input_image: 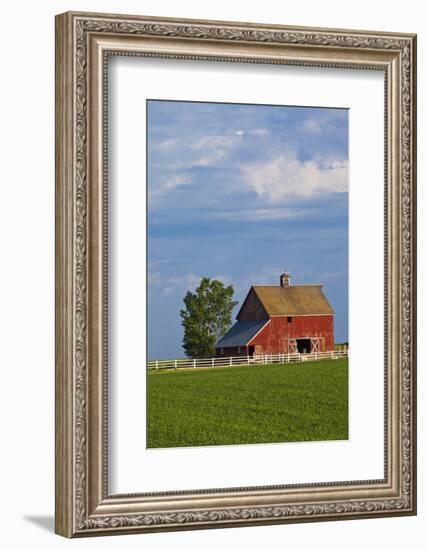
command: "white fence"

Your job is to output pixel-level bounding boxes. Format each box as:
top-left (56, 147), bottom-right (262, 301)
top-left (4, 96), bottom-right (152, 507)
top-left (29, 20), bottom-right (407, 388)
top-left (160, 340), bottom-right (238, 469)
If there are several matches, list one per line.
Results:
top-left (147, 349), bottom-right (348, 371)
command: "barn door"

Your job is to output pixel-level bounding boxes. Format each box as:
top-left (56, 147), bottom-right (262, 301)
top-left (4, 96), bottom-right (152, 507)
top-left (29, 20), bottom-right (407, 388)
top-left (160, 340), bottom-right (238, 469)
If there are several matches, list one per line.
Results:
top-left (287, 339), bottom-right (297, 353)
top-left (310, 338), bottom-right (320, 352)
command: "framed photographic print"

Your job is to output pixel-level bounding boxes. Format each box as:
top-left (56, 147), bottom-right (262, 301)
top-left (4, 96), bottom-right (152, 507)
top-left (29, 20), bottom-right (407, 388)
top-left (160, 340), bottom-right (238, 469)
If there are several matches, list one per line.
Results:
top-left (55, 11), bottom-right (417, 537)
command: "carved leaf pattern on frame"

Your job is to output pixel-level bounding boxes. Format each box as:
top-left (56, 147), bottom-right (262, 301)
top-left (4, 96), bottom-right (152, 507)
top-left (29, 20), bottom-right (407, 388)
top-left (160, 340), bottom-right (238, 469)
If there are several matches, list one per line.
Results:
top-left (71, 17), bottom-right (414, 531)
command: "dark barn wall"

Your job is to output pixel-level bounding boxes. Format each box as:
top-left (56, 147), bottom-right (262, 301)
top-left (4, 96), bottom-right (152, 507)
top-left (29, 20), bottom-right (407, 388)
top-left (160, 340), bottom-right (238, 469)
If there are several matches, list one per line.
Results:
top-left (237, 288), bottom-right (269, 321)
top-left (250, 315), bottom-right (334, 354)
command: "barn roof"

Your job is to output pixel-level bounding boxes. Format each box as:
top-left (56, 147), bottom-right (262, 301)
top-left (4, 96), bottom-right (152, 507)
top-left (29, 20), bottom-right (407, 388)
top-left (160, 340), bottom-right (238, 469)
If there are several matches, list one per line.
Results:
top-left (216, 320), bottom-right (269, 348)
top-left (252, 285), bottom-right (334, 316)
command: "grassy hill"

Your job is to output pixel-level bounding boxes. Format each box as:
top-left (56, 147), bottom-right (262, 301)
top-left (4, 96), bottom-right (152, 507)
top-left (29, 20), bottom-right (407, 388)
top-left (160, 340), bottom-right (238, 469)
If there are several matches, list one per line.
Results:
top-left (147, 358), bottom-right (348, 448)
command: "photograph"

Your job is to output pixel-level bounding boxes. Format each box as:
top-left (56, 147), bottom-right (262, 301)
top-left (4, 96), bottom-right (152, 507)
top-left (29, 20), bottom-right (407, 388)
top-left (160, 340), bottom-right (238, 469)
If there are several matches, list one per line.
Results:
top-left (146, 100), bottom-right (349, 449)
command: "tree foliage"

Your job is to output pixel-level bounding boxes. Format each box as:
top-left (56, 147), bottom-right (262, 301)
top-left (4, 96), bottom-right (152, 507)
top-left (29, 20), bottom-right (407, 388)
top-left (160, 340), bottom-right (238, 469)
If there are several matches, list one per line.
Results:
top-left (180, 277), bottom-right (238, 358)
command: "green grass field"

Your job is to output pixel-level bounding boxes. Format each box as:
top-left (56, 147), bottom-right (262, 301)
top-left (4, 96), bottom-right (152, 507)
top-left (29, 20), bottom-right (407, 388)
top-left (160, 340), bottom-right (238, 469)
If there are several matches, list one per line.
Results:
top-left (147, 358), bottom-right (348, 448)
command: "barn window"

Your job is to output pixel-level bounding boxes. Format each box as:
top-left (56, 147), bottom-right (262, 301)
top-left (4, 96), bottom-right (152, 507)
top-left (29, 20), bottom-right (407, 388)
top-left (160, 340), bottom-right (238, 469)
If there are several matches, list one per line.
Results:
top-left (220, 348), bottom-right (224, 355)
top-left (287, 316), bottom-right (293, 323)
top-left (237, 346), bottom-right (241, 354)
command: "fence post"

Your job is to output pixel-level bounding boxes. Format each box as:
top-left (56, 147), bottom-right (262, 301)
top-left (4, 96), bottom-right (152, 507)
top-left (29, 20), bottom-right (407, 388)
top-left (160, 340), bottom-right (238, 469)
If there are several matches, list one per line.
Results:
top-left (247, 355), bottom-right (249, 365)
top-left (174, 359), bottom-right (177, 370)
top-left (156, 360), bottom-right (158, 370)
top-left (193, 358), bottom-right (196, 368)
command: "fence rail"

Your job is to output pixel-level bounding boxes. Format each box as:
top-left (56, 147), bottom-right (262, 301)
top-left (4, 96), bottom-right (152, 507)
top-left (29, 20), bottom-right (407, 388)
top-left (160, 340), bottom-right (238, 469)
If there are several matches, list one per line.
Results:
top-left (147, 349), bottom-right (348, 371)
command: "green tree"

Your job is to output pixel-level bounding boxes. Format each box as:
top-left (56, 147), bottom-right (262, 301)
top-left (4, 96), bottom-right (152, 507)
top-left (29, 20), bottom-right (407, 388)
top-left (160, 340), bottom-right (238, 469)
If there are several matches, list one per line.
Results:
top-left (180, 277), bottom-right (238, 358)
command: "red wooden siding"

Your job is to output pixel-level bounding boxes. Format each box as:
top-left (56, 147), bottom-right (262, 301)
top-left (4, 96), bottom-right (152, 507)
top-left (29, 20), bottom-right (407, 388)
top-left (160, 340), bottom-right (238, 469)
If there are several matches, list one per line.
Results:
top-left (249, 315), bottom-right (334, 354)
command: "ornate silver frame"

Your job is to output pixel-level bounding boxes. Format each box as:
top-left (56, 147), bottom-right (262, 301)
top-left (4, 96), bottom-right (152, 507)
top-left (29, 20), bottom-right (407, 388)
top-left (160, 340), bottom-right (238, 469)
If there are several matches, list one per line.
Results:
top-left (55, 11), bottom-right (417, 537)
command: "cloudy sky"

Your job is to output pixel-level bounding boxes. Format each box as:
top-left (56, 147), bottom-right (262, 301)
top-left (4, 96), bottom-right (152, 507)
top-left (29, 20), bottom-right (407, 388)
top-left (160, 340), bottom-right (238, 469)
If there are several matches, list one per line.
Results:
top-left (147, 100), bottom-right (348, 359)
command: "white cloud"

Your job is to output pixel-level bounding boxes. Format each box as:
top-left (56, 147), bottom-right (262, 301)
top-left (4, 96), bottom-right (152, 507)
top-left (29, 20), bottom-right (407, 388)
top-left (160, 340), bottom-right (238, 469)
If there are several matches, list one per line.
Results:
top-left (153, 134), bottom-right (242, 168)
top-left (191, 134), bottom-right (241, 166)
top-left (241, 152), bottom-right (347, 202)
top-left (302, 118), bottom-right (324, 134)
top-left (154, 273), bottom-right (202, 295)
top-left (189, 131), bottom-right (269, 166)
top-left (192, 135), bottom-right (239, 150)
top-left (163, 174), bottom-right (192, 191)
top-left (151, 174), bottom-right (192, 196)
top-left (166, 273), bottom-right (201, 288)
top-left (195, 151), bottom-right (227, 166)
top-left (250, 128), bottom-right (270, 137)
top-left (235, 128), bottom-right (269, 137)
top-left (301, 111), bottom-right (346, 135)
top-left (152, 138), bottom-right (178, 151)
top-left (149, 272), bottom-right (236, 295)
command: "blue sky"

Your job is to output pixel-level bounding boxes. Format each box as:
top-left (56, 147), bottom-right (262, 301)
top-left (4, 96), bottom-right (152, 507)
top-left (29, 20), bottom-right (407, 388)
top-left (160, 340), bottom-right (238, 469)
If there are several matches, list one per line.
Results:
top-left (147, 100), bottom-right (348, 359)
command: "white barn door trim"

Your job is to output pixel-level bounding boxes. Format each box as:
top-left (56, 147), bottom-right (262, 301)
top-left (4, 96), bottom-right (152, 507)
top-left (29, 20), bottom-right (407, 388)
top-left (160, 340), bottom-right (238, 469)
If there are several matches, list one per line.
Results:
top-left (310, 338), bottom-right (320, 352)
top-left (287, 339), bottom-right (297, 353)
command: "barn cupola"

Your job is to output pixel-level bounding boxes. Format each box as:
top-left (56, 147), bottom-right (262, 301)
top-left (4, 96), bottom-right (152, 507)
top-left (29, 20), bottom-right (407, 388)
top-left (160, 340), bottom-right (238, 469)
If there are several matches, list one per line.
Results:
top-left (280, 272), bottom-right (291, 287)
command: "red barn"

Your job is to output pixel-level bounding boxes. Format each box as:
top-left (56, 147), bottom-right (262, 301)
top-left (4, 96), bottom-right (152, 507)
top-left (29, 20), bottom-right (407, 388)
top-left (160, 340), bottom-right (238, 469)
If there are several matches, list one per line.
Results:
top-left (215, 273), bottom-right (334, 357)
